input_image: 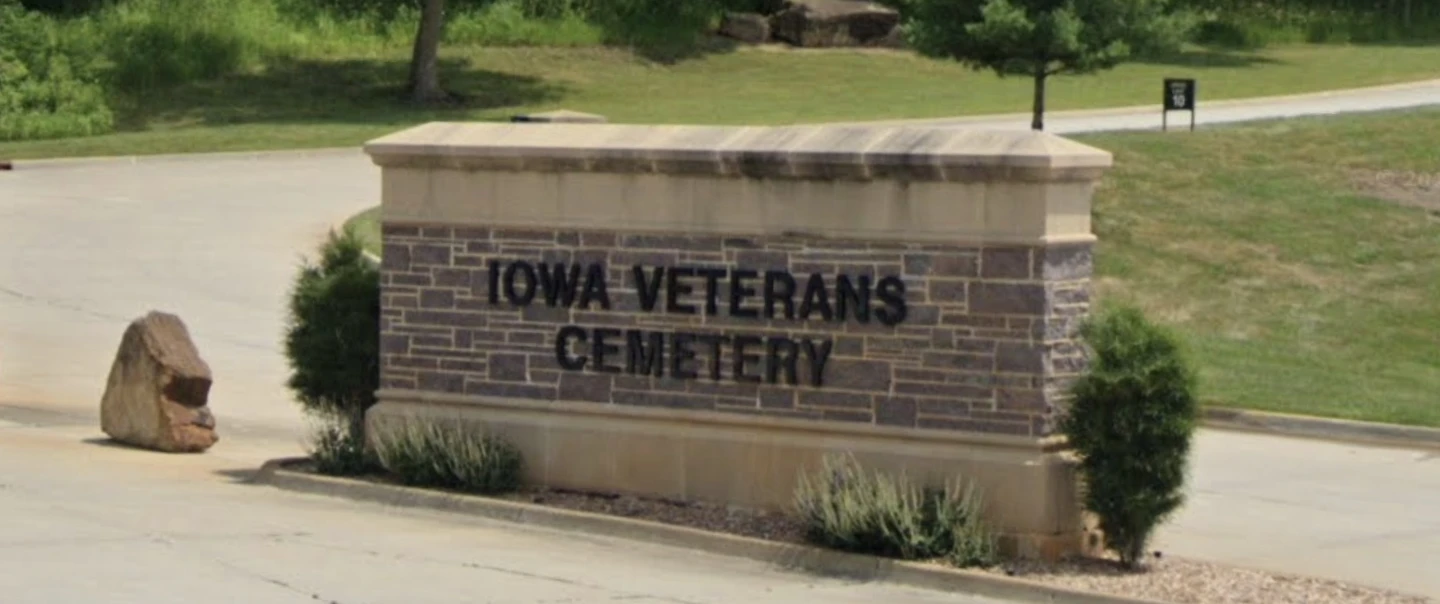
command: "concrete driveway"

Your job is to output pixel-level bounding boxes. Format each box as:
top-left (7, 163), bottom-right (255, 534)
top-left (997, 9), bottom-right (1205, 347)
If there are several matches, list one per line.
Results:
top-left (0, 415), bottom-right (1003, 604)
top-left (0, 149), bottom-right (374, 441)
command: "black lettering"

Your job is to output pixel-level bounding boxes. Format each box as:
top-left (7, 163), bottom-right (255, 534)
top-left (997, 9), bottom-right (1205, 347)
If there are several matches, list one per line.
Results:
top-left (798, 273), bottom-right (834, 322)
top-left (580, 263), bottom-right (612, 310)
top-left (625, 330), bottom-right (664, 377)
top-left (488, 260), bottom-right (501, 305)
top-left (733, 335), bottom-right (762, 384)
top-left (836, 275), bottom-right (872, 323)
top-left (633, 266), bottom-right (665, 312)
top-left (671, 333), bottom-right (698, 379)
top-left (696, 267), bottom-right (727, 316)
top-left (763, 271), bottom-right (797, 320)
top-left (801, 339), bottom-right (834, 387)
top-left (765, 338), bottom-right (800, 386)
top-left (537, 263), bottom-right (582, 307)
top-left (503, 261), bottom-right (538, 306)
top-left (729, 269), bottom-right (759, 319)
top-left (555, 326), bottom-right (587, 370)
top-left (696, 334), bottom-right (729, 381)
top-left (666, 267), bottom-right (697, 314)
top-left (592, 328), bottom-right (622, 374)
top-left (876, 276), bottom-right (908, 326)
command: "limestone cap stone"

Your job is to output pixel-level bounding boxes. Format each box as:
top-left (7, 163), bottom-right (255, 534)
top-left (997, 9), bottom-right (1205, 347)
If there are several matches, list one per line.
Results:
top-left (364, 122), bottom-right (1113, 182)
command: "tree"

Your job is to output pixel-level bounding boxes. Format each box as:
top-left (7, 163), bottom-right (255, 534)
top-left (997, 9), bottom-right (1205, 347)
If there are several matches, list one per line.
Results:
top-left (1059, 305), bottom-right (1199, 569)
top-left (408, 0), bottom-right (448, 103)
top-left (905, 0), bottom-right (1193, 130)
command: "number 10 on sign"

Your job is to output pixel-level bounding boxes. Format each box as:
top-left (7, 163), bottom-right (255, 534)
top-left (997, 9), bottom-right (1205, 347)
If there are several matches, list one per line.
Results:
top-left (1163, 78), bottom-right (1197, 132)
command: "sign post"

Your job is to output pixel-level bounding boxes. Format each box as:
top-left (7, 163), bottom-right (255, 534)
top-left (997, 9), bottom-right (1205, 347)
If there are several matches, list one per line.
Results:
top-left (1162, 78), bottom-right (1197, 132)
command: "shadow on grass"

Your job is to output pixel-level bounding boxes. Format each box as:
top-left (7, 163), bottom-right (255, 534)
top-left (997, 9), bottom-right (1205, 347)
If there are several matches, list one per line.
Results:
top-left (1136, 49), bottom-right (1283, 68)
top-left (113, 56), bottom-right (568, 132)
top-left (625, 34), bottom-right (742, 65)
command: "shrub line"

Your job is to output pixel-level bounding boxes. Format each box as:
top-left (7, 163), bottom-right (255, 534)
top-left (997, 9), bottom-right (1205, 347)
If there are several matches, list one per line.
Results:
top-left (1202, 407), bottom-right (1440, 451)
top-left (252, 457), bottom-right (1171, 604)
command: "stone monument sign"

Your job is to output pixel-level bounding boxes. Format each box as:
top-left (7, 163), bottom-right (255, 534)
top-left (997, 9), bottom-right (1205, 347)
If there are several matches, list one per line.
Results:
top-left (363, 122), bottom-right (1111, 557)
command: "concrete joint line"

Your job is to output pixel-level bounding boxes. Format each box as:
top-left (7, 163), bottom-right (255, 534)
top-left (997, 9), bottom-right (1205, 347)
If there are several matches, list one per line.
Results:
top-left (1202, 408), bottom-right (1440, 452)
top-left (252, 458), bottom-right (1165, 604)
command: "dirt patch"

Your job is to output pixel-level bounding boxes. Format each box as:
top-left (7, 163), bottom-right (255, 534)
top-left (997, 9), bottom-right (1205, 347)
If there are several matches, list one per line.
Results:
top-left (1350, 169), bottom-right (1440, 213)
top-left (500, 486), bottom-right (809, 544)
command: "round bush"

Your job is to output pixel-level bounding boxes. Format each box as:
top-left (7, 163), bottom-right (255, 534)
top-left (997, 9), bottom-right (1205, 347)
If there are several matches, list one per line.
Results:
top-left (283, 226), bottom-right (381, 424)
top-left (1060, 304), bottom-right (1199, 569)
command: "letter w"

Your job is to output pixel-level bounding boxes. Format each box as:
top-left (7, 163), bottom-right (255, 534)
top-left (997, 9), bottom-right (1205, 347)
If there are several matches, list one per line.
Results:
top-left (538, 264), bottom-right (582, 307)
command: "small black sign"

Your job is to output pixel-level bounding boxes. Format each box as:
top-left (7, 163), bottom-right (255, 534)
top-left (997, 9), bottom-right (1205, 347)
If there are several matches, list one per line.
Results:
top-left (1164, 78), bottom-right (1196, 111)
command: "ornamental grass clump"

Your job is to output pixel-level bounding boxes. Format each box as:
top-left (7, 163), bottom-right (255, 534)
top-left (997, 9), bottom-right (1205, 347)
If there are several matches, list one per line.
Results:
top-left (373, 419), bottom-right (524, 495)
top-left (793, 453), bottom-right (997, 567)
top-left (1061, 304), bottom-right (1200, 569)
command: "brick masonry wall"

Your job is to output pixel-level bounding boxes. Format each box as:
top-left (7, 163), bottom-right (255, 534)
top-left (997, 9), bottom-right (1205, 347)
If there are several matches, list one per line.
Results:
top-left (380, 224), bottom-right (1092, 437)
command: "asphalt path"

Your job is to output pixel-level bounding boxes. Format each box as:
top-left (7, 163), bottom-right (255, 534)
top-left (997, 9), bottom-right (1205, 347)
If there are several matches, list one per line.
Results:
top-left (2, 83), bottom-right (1439, 601)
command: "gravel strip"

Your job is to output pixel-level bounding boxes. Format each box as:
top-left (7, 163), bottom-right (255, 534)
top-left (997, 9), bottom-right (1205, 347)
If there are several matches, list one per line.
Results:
top-left (993, 555), bottom-right (1433, 604)
top-left (503, 486), bottom-right (1433, 604)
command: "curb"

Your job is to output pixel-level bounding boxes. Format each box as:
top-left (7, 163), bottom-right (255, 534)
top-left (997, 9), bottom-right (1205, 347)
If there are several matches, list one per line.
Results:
top-left (252, 457), bottom-right (1165, 604)
top-left (1202, 408), bottom-right (1440, 451)
top-left (5, 146), bottom-right (363, 169)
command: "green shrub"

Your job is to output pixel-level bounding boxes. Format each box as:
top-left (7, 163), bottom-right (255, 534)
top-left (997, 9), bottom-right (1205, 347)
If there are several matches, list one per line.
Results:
top-left (1191, 18), bottom-right (1285, 49)
top-left (793, 453), bottom-right (997, 567)
top-left (374, 420), bottom-right (524, 494)
top-left (78, 0), bottom-right (294, 92)
top-left (445, 0), bottom-right (602, 46)
top-left (588, 0), bottom-right (727, 60)
top-left (282, 225), bottom-right (381, 468)
top-left (1060, 304), bottom-right (1199, 569)
top-left (0, 0), bottom-right (114, 141)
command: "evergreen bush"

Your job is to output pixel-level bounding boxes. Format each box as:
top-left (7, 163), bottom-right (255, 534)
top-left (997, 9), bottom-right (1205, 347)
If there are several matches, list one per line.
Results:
top-left (283, 226), bottom-right (381, 474)
top-left (793, 453), bottom-right (997, 567)
top-left (1060, 304), bottom-right (1199, 569)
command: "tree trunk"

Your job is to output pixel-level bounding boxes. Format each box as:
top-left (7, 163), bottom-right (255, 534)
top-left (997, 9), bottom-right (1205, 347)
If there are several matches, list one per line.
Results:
top-left (407, 0), bottom-right (447, 103)
top-left (1030, 67), bottom-right (1048, 131)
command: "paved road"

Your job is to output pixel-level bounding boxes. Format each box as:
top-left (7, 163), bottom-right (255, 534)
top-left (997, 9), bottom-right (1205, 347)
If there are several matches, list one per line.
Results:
top-left (3, 83), bottom-right (1440, 601)
top-left (0, 415), bottom-right (1000, 604)
top-left (840, 78), bottom-right (1440, 133)
top-left (0, 150), bottom-right (374, 442)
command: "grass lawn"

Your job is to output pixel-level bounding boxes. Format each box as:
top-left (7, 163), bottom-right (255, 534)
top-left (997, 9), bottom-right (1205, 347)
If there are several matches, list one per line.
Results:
top-left (5, 43), bottom-right (1440, 159)
top-left (1078, 109), bottom-right (1440, 427)
top-left (346, 108), bottom-right (1440, 427)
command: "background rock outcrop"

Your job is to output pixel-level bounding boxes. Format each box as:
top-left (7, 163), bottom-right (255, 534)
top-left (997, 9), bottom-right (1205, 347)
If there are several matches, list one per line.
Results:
top-left (718, 0), bottom-right (904, 48)
top-left (100, 311), bottom-right (218, 453)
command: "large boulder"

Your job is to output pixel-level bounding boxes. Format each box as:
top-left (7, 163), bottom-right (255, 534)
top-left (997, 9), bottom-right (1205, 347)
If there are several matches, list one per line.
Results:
top-left (719, 12), bottom-right (772, 44)
top-left (770, 0), bottom-right (901, 48)
top-left (100, 311), bottom-right (218, 453)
